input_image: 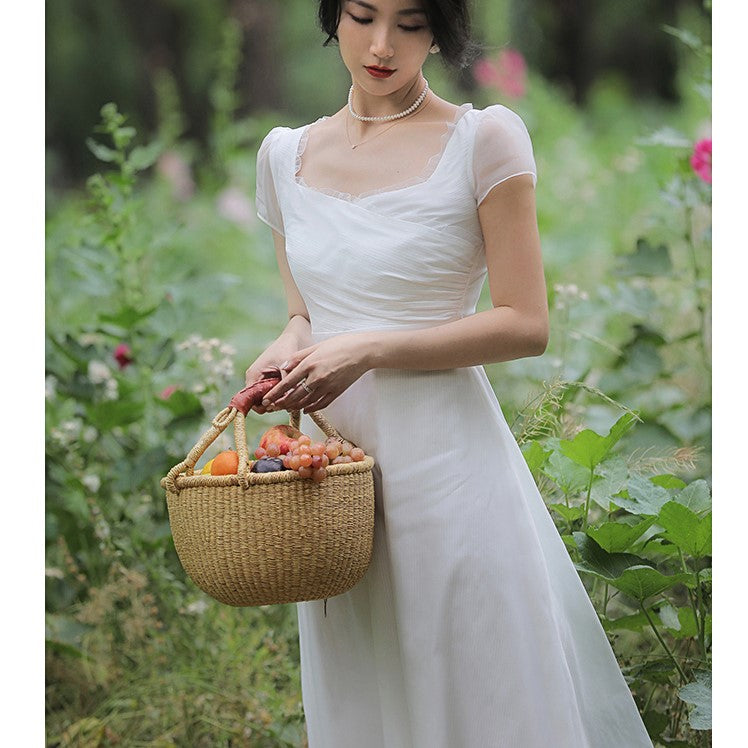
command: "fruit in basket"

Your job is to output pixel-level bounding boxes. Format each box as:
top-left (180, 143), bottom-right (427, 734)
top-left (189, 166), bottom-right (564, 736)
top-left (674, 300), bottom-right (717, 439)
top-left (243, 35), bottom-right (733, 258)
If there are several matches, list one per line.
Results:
top-left (201, 458), bottom-right (215, 475)
top-left (251, 457), bottom-right (285, 473)
top-left (211, 450), bottom-right (239, 475)
top-left (259, 424), bottom-right (304, 455)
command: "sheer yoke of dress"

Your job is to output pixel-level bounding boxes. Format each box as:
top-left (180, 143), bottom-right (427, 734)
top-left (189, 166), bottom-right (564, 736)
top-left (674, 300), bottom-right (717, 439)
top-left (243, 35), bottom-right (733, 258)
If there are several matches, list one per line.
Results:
top-left (255, 104), bottom-right (653, 748)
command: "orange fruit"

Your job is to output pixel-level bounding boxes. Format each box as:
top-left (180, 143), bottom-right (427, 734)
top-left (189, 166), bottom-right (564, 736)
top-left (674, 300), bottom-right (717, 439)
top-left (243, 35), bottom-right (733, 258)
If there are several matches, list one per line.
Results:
top-left (211, 450), bottom-right (239, 475)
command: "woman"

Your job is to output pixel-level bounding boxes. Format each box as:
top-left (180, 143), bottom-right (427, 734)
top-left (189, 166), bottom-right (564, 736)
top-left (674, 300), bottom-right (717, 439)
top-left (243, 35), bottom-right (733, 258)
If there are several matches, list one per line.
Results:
top-left (247, 1), bottom-right (653, 745)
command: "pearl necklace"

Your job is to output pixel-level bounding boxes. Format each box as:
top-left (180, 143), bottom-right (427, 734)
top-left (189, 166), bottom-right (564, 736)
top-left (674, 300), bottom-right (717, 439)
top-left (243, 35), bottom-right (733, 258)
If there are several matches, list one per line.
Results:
top-left (348, 79), bottom-right (429, 122)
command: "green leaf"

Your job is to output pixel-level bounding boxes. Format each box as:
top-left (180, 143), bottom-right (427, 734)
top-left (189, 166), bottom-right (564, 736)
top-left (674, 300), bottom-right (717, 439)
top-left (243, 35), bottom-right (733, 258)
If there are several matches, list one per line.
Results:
top-left (522, 440), bottom-right (551, 472)
top-left (616, 238), bottom-right (672, 277)
top-left (642, 710), bottom-right (669, 739)
top-left (611, 475), bottom-right (671, 516)
top-left (128, 141), bottom-right (163, 171)
top-left (590, 456), bottom-right (629, 511)
top-left (606, 566), bottom-right (692, 602)
top-left (675, 479), bottom-right (711, 514)
top-left (625, 658), bottom-right (677, 685)
top-left (156, 389), bottom-right (203, 419)
top-left (678, 670), bottom-right (712, 730)
top-left (651, 474), bottom-right (687, 491)
top-left (657, 501), bottom-right (711, 558)
top-left (87, 399), bottom-right (145, 431)
top-left (549, 503), bottom-right (585, 523)
top-left (99, 304), bottom-right (159, 329)
top-left (658, 603), bottom-right (699, 639)
top-left (560, 412), bottom-right (638, 471)
top-left (585, 517), bottom-right (656, 553)
top-left (573, 534), bottom-right (689, 601)
top-left (542, 450), bottom-right (590, 495)
top-left (602, 611), bottom-right (654, 633)
top-left (573, 532), bottom-right (652, 579)
top-left (85, 137), bottom-right (119, 162)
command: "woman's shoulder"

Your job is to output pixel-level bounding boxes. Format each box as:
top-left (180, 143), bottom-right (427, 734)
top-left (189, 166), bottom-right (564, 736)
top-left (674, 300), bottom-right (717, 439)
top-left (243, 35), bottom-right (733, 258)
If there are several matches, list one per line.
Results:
top-left (462, 103), bottom-right (531, 136)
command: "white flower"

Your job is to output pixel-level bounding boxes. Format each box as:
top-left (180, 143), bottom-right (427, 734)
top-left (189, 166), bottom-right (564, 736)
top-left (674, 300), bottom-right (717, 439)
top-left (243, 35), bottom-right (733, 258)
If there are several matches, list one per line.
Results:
top-left (104, 379), bottom-right (119, 401)
top-left (82, 426), bottom-right (98, 443)
top-left (81, 474), bottom-right (101, 493)
top-left (45, 375), bottom-right (58, 401)
top-left (186, 599), bottom-right (209, 615)
top-left (88, 360), bottom-right (111, 385)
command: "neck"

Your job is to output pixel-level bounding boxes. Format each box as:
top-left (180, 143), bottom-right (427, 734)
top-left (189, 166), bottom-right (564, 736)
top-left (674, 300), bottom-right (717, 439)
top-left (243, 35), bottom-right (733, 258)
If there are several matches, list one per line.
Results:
top-left (350, 75), bottom-right (426, 121)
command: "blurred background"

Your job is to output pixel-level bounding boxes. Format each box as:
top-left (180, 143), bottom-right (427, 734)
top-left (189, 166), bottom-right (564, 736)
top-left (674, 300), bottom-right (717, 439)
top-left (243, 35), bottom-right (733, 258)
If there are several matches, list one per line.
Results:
top-left (46, 2), bottom-right (712, 746)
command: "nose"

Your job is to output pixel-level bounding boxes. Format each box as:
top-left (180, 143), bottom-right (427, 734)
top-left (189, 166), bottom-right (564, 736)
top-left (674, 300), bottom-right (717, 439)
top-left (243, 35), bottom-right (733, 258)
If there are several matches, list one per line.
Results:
top-left (369, 23), bottom-right (394, 60)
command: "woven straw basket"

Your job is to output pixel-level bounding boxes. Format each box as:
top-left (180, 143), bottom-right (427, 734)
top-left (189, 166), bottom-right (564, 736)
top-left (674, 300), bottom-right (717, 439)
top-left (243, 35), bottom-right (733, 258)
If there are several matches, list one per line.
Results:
top-left (161, 395), bottom-right (375, 608)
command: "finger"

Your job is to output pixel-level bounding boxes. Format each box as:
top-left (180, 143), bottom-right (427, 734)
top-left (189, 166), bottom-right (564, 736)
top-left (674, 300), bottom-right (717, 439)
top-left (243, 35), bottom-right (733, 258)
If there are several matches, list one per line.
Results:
top-left (262, 369), bottom-right (309, 405)
top-left (273, 382), bottom-right (318, 412)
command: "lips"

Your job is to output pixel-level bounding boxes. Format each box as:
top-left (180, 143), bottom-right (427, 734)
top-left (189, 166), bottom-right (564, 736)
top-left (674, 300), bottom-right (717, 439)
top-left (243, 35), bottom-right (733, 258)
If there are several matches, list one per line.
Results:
top-left (365, 66), bottom-right (395, 79)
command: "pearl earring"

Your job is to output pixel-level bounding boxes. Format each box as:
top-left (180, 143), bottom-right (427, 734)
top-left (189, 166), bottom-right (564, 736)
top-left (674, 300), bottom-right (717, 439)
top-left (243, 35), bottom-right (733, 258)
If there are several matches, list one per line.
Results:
top-left (430, 43), bottom-right (440, 54)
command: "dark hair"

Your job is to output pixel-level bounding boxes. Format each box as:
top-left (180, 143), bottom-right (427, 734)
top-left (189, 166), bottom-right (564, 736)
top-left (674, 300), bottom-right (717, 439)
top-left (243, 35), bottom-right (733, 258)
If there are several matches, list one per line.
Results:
top-left (318, 0), bottom-right (479, 69)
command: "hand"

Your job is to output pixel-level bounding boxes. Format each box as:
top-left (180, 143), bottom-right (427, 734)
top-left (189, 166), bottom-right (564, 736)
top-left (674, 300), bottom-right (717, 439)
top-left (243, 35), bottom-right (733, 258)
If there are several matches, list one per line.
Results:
top-left (245, 346), bottom-right (302, 414)
top-left (260, 333), bottom-right (372, 413)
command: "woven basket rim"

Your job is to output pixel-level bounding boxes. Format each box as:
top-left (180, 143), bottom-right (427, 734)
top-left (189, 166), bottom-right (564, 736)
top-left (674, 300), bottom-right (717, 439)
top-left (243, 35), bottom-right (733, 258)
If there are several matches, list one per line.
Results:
top-left (161, 454), bottom-right (374, 490)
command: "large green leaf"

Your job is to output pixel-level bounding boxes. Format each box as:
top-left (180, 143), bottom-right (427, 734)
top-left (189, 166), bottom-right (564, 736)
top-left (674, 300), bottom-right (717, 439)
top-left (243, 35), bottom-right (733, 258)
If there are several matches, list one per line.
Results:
top-left (657, 501), bottom-right (712, 558)
top-left (610, 475), bottom-right (671, 516)
top-left (573, 534), bottom-right (689, 601)
top-left (585, 517), bottom-right (656, 553)
top-left (679, 670), bottom-right (712, 730)
top-left (542, 450), bottom-right (590, 495)
top-left (521, 440), bottom-right (551, 472)
top-left (573, 532), bottom-right (652, 578)
top-left (87, 398), bottom-right (145, 431)
top-left (658, 603), bottom-right (699, 639)
top-left (605, 566), bottom-right (692, 602)
top-left (589, 456), bottom-right (629, 511)
top-left (549, 503), bottom-right (585, 523)
top-left (674, 479), bottom-right (711, 514)
top-left (560, 412), bottom-right (638, 470)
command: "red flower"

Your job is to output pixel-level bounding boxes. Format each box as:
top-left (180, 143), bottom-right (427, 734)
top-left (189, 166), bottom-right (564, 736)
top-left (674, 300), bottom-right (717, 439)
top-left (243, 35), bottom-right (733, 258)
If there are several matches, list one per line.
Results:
top-left (690, 138), bottom-right (712, 184)
top-left (113, 343), bottom-right (133, 369)
top-left (159, 385), bottom-right (179, 400)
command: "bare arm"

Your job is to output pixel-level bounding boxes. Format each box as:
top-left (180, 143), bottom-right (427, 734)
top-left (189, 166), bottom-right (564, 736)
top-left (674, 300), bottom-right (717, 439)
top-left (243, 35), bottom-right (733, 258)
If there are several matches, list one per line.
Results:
top-left (244, 230), bottom-right (312, 405)
top-left (263, 174), bottom-right (548, 411)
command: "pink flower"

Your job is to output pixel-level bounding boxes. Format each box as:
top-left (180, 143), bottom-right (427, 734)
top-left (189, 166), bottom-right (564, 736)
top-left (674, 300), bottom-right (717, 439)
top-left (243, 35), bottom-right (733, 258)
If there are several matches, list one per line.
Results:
top-left (690, 138), bottom-right (712, 184)
top-left (156, 150), bottom-right (195, 201)
top-left (473, 49), bottom-right (527, 99)
top-left (159, 385), bottom-right (179, 400)
top-left (113, 343), bottom-right (133, 369)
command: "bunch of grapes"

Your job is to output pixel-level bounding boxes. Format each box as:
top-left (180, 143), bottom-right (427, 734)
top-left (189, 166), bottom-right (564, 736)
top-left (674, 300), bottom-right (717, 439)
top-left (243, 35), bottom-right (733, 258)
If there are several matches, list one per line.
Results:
top-left (254, 434), bottom-right (366, 483)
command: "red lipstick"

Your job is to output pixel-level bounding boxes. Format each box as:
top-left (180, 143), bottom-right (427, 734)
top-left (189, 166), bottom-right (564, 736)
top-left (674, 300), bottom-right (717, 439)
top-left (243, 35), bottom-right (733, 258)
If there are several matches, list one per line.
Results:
top-left (365, 65), bottom-right (395, 79)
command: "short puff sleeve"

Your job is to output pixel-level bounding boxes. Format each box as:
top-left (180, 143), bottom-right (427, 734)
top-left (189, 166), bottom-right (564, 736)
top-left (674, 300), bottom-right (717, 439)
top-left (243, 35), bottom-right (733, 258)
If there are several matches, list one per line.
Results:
top-left (473, 105), bottom-right (537, 205)
top-left (255, 127), bottom-right (285, 236)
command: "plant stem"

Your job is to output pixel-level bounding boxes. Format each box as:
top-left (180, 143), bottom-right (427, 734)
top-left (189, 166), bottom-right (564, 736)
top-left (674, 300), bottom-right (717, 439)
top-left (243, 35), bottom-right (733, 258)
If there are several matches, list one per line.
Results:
top-left (684, 201), bottom-right (711, 372)
top-left (582, 467), bottom-right (594, 531)
top-left (640, 602), bottom-right (688, 683)
top-left (677, 548), bottom-right (707, 663)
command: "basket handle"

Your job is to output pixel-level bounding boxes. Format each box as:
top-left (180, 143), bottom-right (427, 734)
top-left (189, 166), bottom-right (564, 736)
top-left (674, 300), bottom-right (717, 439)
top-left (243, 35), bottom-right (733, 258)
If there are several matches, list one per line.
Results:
top-left (165, 370), bottom-right (356, 493)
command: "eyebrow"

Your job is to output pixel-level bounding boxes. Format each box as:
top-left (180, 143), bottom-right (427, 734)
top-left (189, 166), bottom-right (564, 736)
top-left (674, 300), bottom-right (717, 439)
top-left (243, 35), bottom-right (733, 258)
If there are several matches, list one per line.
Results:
top-left (348, 0), bottom-right (427, 16)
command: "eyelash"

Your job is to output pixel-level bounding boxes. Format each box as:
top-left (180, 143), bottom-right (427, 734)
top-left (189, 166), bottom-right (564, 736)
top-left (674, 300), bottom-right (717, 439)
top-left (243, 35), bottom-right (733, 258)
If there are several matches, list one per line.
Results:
top-left (348, 13), bottom-right (426, 32)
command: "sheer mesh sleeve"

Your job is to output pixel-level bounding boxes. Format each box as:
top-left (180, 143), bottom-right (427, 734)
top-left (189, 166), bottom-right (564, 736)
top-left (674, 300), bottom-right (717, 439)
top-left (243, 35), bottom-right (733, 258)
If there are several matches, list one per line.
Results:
top-left (255, 127), bottom-right (285, 236)
top-left (473, 105), bottom-right (537, 205)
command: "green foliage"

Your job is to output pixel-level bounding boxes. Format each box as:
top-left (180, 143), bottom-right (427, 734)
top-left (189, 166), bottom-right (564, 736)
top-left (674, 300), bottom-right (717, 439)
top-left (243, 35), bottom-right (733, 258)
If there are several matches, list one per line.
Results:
top-left (46, 9), bottom-right (711, 748)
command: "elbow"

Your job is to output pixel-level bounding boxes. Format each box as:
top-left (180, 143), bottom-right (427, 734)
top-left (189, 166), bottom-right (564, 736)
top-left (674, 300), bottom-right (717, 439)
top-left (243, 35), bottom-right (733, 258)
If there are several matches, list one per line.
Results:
top-left (526, 320), bottom-right (550, 357)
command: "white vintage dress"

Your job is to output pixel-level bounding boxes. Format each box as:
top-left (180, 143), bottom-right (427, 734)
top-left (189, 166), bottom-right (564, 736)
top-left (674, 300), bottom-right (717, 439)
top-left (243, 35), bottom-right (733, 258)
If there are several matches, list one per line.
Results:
top-left (255, 103), bottom-right (652, 748)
